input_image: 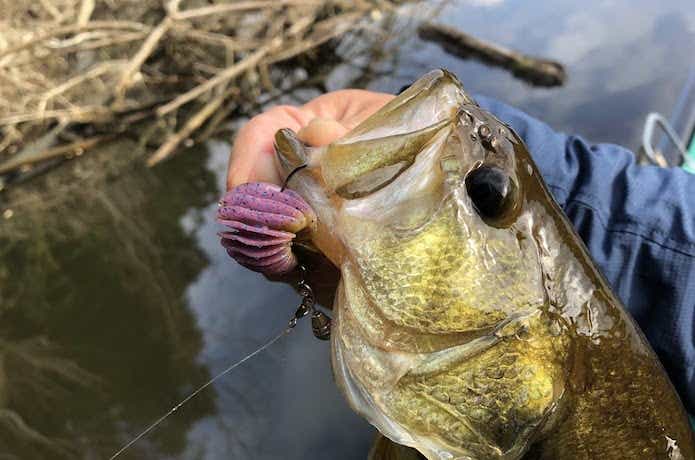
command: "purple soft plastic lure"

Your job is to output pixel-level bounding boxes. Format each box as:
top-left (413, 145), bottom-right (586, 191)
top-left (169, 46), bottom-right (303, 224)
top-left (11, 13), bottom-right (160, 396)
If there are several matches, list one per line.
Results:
top-left (217, 182), bottom-right (315, 275)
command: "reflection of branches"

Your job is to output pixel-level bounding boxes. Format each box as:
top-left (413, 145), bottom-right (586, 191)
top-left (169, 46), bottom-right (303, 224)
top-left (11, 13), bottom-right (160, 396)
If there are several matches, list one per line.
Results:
top-left (91, 188), bottom-right (184, 347)
top-left (2, 338), bottom-right (101, 406)
top-left (0, 337), bottom-right (100, 459)
top-left (318, 0), bottom-right (440, 90)
top-left (0, 139), bottom-right (218, 458)
top-left (0, 410), bottom-right (73, 459)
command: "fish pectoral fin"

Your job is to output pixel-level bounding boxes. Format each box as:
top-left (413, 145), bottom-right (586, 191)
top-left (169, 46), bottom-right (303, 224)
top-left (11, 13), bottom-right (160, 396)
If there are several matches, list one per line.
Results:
top-left (405, 314), bottom-right (533, 378)
top-left (405, 333), bottom-right (501, 378)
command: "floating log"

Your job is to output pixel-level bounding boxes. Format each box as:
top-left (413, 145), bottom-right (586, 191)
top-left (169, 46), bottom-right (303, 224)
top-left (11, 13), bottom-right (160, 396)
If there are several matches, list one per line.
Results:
top-left (417, 22), bottom-right (566, 87)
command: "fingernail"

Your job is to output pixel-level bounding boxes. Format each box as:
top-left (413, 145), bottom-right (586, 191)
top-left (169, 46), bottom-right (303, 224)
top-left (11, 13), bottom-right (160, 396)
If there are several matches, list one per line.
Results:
top-left (297, 118), bottom-right (348, 146)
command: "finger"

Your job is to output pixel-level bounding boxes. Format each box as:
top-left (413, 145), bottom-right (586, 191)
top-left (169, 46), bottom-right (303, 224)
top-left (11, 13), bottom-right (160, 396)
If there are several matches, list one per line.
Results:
top-left (227, 91), bottom-right (395, 190)
top-left (227, 105), bottom-right (313, 189)
top-left (297, 117), bottom-right (349, 147)
top-left (303, 90), bottom-right (394, 129)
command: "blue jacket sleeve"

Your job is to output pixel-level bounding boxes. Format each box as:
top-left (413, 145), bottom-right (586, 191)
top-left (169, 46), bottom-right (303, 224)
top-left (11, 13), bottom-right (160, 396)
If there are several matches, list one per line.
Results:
top-left (476, 95), bottom-right (695, 414)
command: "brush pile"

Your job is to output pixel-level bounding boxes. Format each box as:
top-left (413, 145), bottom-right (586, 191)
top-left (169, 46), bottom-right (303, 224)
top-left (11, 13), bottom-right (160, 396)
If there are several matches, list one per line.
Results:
top-left (0, 0), bottom-right (400, 174)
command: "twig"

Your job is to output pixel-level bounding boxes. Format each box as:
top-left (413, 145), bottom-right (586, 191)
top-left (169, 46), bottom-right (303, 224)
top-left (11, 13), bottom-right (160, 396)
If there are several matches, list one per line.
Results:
top-left (196, 98), bottom-right (238, 141)
top-left (0, 70), bottom-right (40, 92)
top-left (0, 106), bottom-right (112, 126)
top-left (45, 31), bottom-right (124, 49)
top-left (0, 126), bottom-right (23, 155)
top-left (0, 21), bottom-right (151, 62)
top-left (173, 0), bottom-right (322, 21)
top-left (171, 25), bottom-right (259, 51)
top-left (76, 0), bottom-right (95, 26)
top-left (0, 97), bottom-right (160, 126)
top-left (192, 62), bottom-right (225, 76)
top-left (266, 12), bottom-right (362, 64)
top-left (115, 17), bottom-right (173, 98)
top-left (286, 14), bottom-right (317, 38)
top-left (156, 40), bottom-right (280, 117)
top-left (37, 0), bottom-right (63, 22)
top-left (0, 135), bottom-right (108, 175)
top-left (147, 88), bottom-right (237, 166)
top-left (38, 60), bottom-right (124, 113)
top-left (49, 31), bottom-right (148, 53)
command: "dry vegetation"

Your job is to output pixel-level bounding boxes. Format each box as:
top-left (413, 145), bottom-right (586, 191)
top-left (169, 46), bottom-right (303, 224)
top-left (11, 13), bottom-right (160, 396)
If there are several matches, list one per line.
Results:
top-left (0, 0), bottom-right (402, 176)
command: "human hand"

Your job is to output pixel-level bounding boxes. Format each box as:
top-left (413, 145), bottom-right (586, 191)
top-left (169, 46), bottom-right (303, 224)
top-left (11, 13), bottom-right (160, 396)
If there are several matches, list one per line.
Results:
top-left (226, 89), bottom-right (394, 190)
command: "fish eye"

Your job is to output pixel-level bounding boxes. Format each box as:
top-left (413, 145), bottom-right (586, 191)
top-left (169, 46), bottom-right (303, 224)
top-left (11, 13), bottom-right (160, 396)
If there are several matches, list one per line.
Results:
top-left (465, 165), bottom-right (518, 225)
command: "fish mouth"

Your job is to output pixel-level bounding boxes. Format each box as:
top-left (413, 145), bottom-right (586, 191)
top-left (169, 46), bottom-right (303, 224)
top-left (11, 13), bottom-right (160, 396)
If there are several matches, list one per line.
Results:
top-left (274, 69), bottom-right (474, 195)
top-left (323, 118), bottom-right (452, 198)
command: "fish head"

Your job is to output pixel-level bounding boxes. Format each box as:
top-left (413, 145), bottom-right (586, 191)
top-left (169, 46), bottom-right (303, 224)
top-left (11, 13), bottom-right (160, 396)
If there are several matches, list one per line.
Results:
top-left (275, 69), bottom-right (547, 336)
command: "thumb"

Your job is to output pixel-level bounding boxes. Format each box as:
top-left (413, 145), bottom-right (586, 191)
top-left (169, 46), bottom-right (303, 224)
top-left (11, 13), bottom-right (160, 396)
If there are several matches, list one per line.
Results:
top-left (297, 117), bottom-right (349, 147)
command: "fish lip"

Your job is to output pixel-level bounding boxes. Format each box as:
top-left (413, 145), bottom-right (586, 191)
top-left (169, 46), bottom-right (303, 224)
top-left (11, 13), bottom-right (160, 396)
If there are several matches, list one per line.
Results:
top-left (389, 68), bottom-right (475, 112)
top-left (274, 128), bottom-right (308, 178)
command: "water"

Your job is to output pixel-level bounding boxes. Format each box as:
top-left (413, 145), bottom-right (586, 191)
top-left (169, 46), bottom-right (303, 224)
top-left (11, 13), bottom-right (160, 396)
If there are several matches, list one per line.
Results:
top-left (0, 1), bottom-right (693, 458)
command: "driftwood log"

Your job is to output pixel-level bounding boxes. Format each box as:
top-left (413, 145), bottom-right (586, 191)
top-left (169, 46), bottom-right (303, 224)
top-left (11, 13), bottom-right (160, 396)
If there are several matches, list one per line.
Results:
top-left (418, 22), bottom-right (566, 87)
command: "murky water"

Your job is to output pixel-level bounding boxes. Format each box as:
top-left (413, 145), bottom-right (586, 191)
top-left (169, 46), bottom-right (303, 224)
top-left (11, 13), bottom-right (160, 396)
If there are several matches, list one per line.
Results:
top-left (1, 1), bottom-right (693, 458)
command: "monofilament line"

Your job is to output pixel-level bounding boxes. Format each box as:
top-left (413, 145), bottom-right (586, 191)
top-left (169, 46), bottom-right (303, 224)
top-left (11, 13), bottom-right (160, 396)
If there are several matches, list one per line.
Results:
top-left (110, 328), bottom-right (291, 460)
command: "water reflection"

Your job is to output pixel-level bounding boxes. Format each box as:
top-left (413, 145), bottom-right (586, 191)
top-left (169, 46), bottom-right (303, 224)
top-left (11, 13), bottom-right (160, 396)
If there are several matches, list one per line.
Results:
top-left (0, 142), bottom-right (218, 458)
top-left (0, 0), bottom-right (693, 458)
top-left (177, 141), bottom-right (374, 459)
top-left (354, 0), bottom-right (695, 150)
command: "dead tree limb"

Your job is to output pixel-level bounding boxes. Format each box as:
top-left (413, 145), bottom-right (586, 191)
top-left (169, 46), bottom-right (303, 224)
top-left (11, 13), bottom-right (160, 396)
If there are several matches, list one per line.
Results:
top-left (417, 22), bottom-right (566, 87)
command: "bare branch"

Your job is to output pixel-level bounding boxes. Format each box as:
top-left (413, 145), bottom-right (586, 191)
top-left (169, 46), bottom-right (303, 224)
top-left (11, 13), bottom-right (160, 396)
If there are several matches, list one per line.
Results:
top-left (76, 0), bottom-right (95, 26)
top-left (0, 0), bottom-right (395, 172)
top-left (0, 136), bottom-right (108, 175)
top-left (115, 17), bottom-right (173, 98)
top-left (0, 21), bottom-right (151, 62)
top-left (147, 88), bottom-right (238, 166)
top-left (173, 0), bottom-right (322, 21)
top-left (156, 40), bottom-right (280, 117)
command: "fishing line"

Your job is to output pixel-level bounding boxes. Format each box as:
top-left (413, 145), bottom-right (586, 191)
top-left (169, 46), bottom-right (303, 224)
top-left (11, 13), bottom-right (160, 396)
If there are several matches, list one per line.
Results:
top-left (281, 164), bottom-right (308, 191)
top-left (109, 327), bottom-right (291, 460)
top-left (109, 265), bottom-right (330, 459)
